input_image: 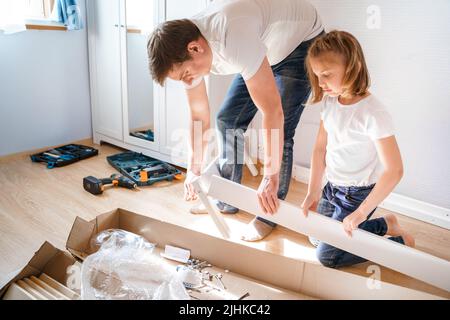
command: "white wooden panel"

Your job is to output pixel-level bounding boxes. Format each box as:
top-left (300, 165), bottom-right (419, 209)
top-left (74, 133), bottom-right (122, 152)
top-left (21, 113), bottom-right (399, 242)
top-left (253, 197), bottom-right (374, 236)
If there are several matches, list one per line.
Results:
top-left (90, 0), bottom-right (123, 141)
top-left (206, 174), bottom-right (450, 292)
top-left (2, 283), bottom-right (36, 300)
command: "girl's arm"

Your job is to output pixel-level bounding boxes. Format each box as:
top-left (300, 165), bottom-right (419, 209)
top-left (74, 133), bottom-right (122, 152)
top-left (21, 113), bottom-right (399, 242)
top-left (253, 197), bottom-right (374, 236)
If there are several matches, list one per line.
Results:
top-left (343, 135), bottom-right (404, 235)
top-left (301, 120), bottom-right (327, 216)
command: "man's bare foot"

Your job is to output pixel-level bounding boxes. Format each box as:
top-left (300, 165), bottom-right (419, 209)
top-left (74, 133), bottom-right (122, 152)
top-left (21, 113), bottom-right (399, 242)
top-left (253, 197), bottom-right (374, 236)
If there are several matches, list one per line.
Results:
top-left (384, 213), bottom-right (415, 247)
top-left (189, 200), bottom-right (239, 215)
top-left (189, 203), bottom-right (208, 214)
top-left (241, 218), bottom-right (274, 242)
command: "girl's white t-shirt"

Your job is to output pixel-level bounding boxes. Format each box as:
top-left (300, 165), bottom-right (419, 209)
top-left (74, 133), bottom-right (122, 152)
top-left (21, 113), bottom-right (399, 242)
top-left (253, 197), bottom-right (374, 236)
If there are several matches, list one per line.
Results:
top-left (185, 0), bottom-right (323, 89)
top-left (319, 94), bottom-right (396, 187)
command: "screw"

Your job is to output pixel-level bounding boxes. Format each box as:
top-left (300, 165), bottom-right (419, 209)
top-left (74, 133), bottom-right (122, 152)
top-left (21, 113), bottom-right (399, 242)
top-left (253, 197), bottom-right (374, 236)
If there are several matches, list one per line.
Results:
top-left (238, 292), bottom-right (250, 300)
top-left (214, 273), bottom-right (226, 290)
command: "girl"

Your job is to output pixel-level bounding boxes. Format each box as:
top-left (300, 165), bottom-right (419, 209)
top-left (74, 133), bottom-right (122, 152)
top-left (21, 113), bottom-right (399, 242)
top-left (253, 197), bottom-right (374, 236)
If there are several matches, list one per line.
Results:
top-left (301, 30), bottom-right (415, 268)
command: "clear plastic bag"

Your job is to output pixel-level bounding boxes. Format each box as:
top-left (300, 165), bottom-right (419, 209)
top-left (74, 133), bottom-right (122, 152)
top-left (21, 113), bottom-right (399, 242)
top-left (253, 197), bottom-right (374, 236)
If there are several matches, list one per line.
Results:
top-left (81, 229), bottom-right (189, 300)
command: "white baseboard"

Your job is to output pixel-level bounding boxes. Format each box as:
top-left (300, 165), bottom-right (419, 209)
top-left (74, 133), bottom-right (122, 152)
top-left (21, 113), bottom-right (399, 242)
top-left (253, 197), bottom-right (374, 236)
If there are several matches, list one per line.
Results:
top-left (292, 164), bottom-right (450, 230)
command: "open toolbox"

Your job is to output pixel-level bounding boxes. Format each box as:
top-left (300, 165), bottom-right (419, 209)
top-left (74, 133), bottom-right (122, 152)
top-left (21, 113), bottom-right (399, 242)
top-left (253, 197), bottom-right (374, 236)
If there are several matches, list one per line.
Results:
top-left (30, 144), bottom-right (98, 169)
top-left (130, 129), bottom-right (154, 142)
top-left (107, 151), bottom-right (183, 186)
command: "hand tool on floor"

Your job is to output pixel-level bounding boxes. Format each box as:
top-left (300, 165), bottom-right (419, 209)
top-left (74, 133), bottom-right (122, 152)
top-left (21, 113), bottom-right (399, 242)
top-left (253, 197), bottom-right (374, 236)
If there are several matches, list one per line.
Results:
top-left (83, 174), bottom-right (137, 195)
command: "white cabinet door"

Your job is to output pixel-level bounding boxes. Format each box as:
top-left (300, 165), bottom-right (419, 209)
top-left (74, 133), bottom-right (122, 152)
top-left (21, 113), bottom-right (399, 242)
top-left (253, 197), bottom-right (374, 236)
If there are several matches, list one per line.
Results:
top-left (88, 0), bottom-right (123, 141)
top-left (160, 0), bottom-right (208, 167)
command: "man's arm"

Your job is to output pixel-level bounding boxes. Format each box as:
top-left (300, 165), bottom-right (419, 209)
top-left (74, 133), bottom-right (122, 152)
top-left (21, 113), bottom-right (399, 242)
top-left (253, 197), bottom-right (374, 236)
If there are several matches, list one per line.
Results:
top-left (245, 57), bottom-right (284, 214)
top-left (186, 78), bottom-right (210, 175)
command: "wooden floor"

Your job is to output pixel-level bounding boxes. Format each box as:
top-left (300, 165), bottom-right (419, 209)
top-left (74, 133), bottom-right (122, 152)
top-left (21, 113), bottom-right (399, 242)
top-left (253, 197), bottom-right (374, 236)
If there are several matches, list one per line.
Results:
top-left (0, 140), bottom-right (449, 298)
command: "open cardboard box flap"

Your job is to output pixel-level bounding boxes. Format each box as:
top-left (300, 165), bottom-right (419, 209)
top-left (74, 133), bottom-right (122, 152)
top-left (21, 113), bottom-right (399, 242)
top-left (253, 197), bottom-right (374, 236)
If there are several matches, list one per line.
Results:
top-left (64, 208), bottom-right (447, 300)
top-left (66, 215), bottom-right (101, 260)
top-left (0, 242), bottom-right (78, 298)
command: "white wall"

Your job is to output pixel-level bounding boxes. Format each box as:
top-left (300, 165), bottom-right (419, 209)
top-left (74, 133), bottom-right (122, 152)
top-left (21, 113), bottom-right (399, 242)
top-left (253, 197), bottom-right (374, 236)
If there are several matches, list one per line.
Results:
top-left (292, 0), bottom-right (450, 209)
top-left (0, 0), bottom-right (91, 156)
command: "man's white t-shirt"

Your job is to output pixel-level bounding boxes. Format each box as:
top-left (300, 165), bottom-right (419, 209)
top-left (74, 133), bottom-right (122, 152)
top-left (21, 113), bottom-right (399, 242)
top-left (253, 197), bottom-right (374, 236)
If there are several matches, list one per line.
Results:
top-left (319, 94), bottom-right (396, 187)
top-left (186, 0), bottom-right (323, 89)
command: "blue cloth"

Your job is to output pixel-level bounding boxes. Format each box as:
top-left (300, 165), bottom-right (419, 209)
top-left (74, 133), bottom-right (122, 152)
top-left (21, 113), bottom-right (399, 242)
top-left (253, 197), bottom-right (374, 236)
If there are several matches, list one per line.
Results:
top-left (215, 32), bottom-right (323, 222)
top-left (315, 182), bottom-right (405, 268)
top-left (54, 0), bottom-right (83, 30)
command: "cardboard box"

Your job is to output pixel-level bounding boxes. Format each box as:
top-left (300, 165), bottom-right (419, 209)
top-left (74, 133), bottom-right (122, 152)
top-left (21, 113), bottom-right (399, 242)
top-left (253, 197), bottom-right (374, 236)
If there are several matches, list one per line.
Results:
top-left (0, 242), bottom-right (80, 299)
top-left (2, 208), bottom-right (448, 300)
top-left (65, 208), bottom-right (446, 300)
top-left (65, 208), bottom-right (314, 300)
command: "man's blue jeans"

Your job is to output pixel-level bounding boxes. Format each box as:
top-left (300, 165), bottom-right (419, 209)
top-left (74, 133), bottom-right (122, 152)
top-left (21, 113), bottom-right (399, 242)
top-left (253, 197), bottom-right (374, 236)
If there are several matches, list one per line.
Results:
top-left (216, 35), bottom-right (321, 226)
top-left (315, 182), bottom-right (404, 268)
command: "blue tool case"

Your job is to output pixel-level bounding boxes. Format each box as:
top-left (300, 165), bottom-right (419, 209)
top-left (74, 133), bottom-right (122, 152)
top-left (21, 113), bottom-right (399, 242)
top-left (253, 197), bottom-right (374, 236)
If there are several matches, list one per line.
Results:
top-left (107, 151), bottom-right (183, 186)
top-left (30, 144), bottom-right (99, 169)
top-left (130, 129), bottom-right (154, 141)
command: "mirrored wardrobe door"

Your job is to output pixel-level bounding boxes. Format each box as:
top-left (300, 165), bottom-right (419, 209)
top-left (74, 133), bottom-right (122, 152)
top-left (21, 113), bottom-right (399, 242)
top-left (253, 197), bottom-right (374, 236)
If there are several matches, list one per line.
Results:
top-left (122, 0), bottom-right (161, 151)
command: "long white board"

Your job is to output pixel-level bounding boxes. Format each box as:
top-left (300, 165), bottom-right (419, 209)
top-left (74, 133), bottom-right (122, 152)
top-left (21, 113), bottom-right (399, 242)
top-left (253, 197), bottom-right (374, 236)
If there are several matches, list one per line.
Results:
top-left (205, 174), bottom-right (450, 292)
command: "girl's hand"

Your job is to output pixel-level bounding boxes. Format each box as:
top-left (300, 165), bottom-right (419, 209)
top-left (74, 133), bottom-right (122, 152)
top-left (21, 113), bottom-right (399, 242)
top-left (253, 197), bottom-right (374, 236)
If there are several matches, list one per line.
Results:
top-left (342, 210), bottom-right (367, 237)
top-left (301, 191), bottom-right (321, 217)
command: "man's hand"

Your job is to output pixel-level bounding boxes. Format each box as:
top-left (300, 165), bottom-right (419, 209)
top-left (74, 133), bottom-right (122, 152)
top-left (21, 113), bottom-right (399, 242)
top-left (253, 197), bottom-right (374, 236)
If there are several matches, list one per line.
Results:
top-left (342, 210), bottom-right (367, 237)
top-left (300, 190), bottom-right (321, 217)
top-left (257, 174), bottom-right (280, 215)
top-left (184, 170), bottom-right (200, 201)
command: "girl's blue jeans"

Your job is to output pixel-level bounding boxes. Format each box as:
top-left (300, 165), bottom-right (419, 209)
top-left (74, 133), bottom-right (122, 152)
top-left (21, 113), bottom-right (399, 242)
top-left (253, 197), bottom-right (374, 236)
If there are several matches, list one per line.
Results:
top-left (314, 182), bottom-right (404, 268)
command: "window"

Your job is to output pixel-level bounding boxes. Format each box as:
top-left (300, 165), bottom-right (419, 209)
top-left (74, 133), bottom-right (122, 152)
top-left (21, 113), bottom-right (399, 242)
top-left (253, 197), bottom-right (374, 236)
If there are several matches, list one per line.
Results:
top-left (0, 0), bottom-right (68, 33)
top-left (24, 0), bottom-right (55, 20)
top-left (126, 0), bottom-right (155, 33)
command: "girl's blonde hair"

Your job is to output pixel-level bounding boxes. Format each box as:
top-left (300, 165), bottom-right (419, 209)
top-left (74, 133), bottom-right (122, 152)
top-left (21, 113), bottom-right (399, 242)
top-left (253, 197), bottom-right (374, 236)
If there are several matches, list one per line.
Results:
top-left (306, 30), bottom-right (370, 104)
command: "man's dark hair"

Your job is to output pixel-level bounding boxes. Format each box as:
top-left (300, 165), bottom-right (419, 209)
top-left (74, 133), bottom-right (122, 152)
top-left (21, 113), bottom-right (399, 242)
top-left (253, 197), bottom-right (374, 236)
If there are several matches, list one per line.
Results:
top-left (147, 19), bottom-right (202, 86)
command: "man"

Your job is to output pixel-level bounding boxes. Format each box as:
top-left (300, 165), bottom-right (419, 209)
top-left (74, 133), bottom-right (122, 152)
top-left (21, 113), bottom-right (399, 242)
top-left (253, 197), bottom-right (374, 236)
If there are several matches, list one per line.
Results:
top-left (147, 0), bottom-right (323, 241)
